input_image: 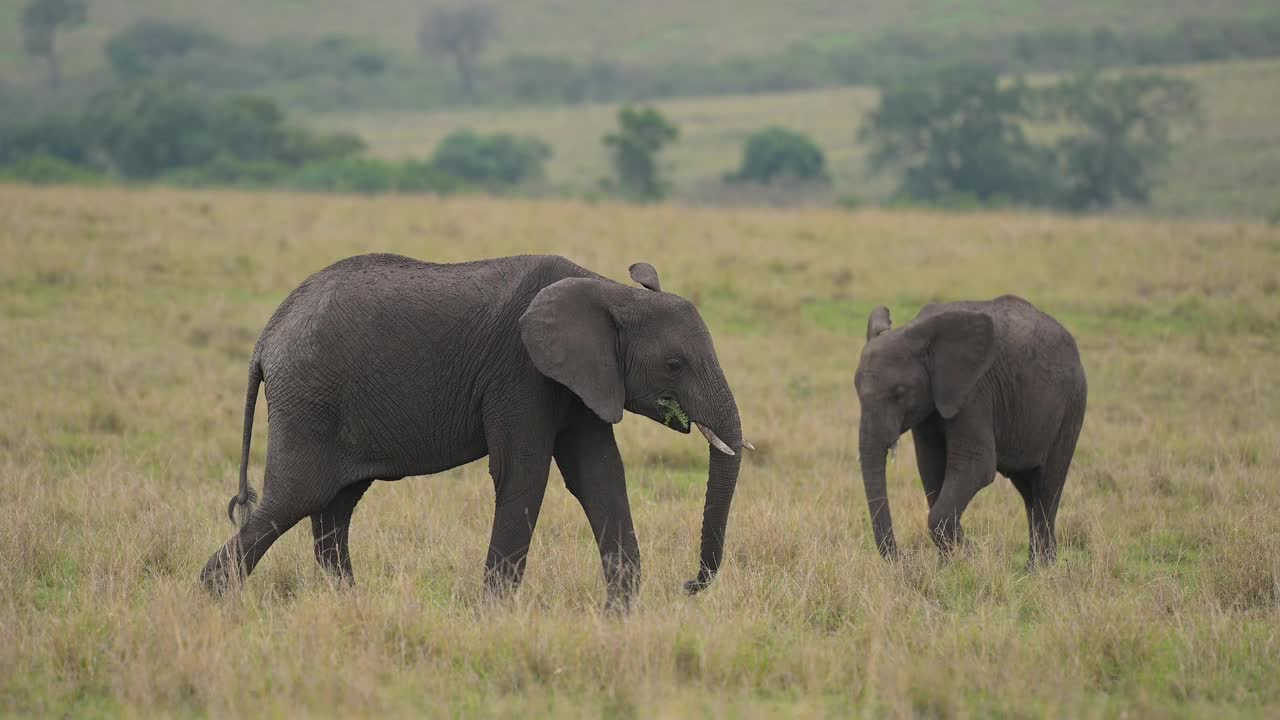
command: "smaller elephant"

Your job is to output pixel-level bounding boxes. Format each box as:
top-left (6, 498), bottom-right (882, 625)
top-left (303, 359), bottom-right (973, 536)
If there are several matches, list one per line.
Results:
top-left (854, 295), bottom-right (1087, 567)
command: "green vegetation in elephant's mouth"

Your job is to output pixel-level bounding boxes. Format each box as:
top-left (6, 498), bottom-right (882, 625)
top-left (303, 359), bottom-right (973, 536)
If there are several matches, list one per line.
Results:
top-left (657, 398), bottom-right (690, 430)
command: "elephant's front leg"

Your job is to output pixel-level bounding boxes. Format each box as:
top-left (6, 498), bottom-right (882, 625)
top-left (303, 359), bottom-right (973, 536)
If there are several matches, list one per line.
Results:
top-left (483, 436), bottom-right (554, 600)
top-left (929, 413), bottom-right (997, 554)
top-left (912, 415), bottom-right (947, 510)
top-left (554, 409), bottom-right (640, 612)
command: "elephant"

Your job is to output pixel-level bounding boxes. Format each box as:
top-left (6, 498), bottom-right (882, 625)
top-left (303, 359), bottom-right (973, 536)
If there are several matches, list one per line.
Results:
top-left (854, 295), bottom-right (1087, 568)
top-left (199, 253), bottom-right (750, 610)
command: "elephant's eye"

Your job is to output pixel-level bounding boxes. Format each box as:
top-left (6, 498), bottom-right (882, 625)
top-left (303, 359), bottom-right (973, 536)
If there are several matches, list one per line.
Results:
top-left (665, 357), bottom-right (683, 372)
top-left (890, 385), bottom-right (906, 399)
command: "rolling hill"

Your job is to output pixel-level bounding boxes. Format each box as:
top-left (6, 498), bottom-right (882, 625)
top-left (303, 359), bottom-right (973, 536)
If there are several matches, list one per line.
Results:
top-left (2, 0), bottom-right (1277, 85)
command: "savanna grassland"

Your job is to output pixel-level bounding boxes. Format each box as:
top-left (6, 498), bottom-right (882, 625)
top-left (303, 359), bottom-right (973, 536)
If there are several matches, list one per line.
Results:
top-left (2, 184), bottom-right (1279, 717)
top-left (317, 57), bottom-right (1280, 219)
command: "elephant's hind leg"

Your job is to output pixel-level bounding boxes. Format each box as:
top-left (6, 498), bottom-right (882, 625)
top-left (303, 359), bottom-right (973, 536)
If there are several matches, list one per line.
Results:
top-left (1009, 467), bottom-right (1054, 568)
top-left (1012, 439), bottom-right (1076, 569)
top-left (200, 503), bottom-right (306, 595)
top-left (1024, 421), bottom-right (1082, 568)
top-left (200, 448), bottom-right (345, 595)
top-left (311, 480), bottom-right (374, 586)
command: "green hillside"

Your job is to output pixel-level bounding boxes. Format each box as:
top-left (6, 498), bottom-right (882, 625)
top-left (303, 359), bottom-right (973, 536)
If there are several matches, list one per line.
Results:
top-left (313, 58), bottom-right (1280, 219)
top-left (2, 0), bottom-right (1276, 85)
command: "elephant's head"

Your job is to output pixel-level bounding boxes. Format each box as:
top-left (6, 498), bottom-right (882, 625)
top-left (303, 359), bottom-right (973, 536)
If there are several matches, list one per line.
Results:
top-left (854, 306), bottom-right (995, 557)
top-left (519, 262), bottom-right (745, 594)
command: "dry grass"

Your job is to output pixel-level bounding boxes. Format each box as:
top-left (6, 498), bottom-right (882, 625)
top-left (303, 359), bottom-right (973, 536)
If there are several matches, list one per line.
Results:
top-left (316, 58), bottom-right (1280, 220)
top-left (2, 185), bottom-right (1279, 717)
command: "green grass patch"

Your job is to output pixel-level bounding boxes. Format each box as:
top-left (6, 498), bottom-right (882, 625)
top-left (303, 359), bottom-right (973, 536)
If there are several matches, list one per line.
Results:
top-left (31, 551), bottom-right (81, 612)
top-left (801, 297), bottom-right (930, 336)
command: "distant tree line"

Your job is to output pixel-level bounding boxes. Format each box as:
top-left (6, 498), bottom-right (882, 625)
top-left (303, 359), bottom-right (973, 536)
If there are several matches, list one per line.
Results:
top-left (13, 4), bottom-right (1280, 112)
top-left (0, 64), bottom-right (1203, 214)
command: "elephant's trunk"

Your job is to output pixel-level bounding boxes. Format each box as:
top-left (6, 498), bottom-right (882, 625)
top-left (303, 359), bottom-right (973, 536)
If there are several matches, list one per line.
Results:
top-left (683, 383), bottom-right (743, 595)
top-left (860, 423), bottom-right (898, 559)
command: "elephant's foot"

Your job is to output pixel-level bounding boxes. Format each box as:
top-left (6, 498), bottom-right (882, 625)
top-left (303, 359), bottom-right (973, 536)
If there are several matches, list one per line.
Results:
top-left (1024, 546), bottom-right (1058, 572)
top-left (602, 592), bottom-right (635, 616)
top-left (928, 523), bottom-right (966, 557)
top-left (482, 560), bottom-right (526, 604)
top-left (199, 550), bottom-right (245, 597)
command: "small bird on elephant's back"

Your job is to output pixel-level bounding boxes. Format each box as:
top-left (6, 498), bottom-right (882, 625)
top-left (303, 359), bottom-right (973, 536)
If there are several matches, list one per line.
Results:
top-left (853, 295), bottom-right (1087, 568)
top-left (200, 253), bottom-right (752, 611)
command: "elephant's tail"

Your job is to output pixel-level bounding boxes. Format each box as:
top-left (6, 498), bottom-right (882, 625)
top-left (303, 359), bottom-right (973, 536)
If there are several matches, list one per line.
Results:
top-left (226, 352), bottom-right (262, 526)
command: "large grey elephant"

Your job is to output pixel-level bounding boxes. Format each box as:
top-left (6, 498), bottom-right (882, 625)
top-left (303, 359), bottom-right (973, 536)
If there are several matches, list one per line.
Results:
top-left (200, 253), bottom-right (749, 610)
top-left (854, 295), bottom-right (1087, 568)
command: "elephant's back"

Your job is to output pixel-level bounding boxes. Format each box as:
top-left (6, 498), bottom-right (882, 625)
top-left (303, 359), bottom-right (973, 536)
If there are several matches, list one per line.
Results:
top-left (982, 297), bottom-right (1087, 421)
top-left (914, 295), bottom-right (1085, 389)
top-left (260, 253), bottom-right (594, 345)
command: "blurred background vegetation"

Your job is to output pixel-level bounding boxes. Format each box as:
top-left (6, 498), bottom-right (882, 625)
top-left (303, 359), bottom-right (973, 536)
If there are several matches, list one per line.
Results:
top-left (2, 0), bottom-right (1278, 218)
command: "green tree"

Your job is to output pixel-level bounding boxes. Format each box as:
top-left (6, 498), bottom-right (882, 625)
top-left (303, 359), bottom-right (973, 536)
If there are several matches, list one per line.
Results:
top-left (728, 127), bottom-right (828, 184)
top-left (604, 105), bottom-right (679, 200)
top-left (417, 7), bottom-right (496, 98)
top-left (859, 64), bottom-right (1058, 206)
top-left (21, 0), bottom-right (88, 90)
top-left (430, 130), bottom-right (550, 187)
top-left (1043, 72), bottom-right (1200, 210)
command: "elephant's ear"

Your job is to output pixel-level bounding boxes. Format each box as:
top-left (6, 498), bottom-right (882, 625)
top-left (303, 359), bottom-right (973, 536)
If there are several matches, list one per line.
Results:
top-left (906, 311), bottom-right (996, 419)
top-left (520, 278), bottom-right (625, 424)
top-left (628, 262), bottom-right (662, 292)
top-left (866, 305), bottom-right (892, 341)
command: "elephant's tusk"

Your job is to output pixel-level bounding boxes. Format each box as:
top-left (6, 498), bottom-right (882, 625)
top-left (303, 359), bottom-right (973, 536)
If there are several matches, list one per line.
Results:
top-left (696, 423), bottom-right (735, 456)
top-left (742, 440), bottom-right (756, 451)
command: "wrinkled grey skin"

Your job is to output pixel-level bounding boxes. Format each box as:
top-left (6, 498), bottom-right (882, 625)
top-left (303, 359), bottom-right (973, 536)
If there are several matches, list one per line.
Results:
top-left (200, 254), bottom-right (745, 610)
top-left (854, 295), bottom-right (1087, 568)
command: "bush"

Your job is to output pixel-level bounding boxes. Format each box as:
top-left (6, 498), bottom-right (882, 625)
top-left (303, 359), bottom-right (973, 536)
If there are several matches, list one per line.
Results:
top-left (0, 153), bottom-right (103, 185)
top-left (285, 157), bottom-right (462, 194)
top-left (84, 84), bottom-right (365, 178)
top-left (727, 127), bottom-right (828, 184)
top-left (314, 35), bottom-right (390, 76)
top-left (102, 25), bottom-right (408, 110)
top-left (105, 19), bottom-right (226, 81)
top-left (0, 115), bottom-right (95, 166)
top-left (430, 130), bottom-right (550, 186)
top-left (162, 154), bottom-right (290, 188)
top-left (18, 140), bottom-right (464, 196)
top-left (494, 54), bottom-right (593, 104)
